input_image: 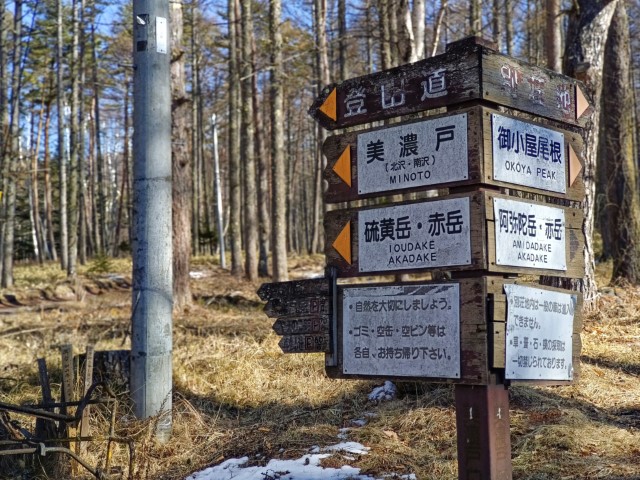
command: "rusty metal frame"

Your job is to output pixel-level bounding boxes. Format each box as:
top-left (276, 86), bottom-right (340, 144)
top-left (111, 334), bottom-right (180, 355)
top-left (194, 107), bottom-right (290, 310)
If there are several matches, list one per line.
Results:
top-left (0, 382), bottom-right (134, 480)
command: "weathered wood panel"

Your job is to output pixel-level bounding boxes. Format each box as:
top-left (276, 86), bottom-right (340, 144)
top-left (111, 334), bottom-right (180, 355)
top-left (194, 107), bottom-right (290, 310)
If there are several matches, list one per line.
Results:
top-left (323, 106), bottom-right (585, 203)
top-left (325, 278), bottom-right (491, 384)
top-left (486, 278), bottom-right (582, 385)
top-left (272, 316), bottom-right (330, 336)
top-left (485, 192), bottom-right (585, 278)
top-left (257, 278), bottom-right (330, 302)
top-left (264, 296), bottom-right (330, 318)
top-left (324, 191), bottom-right (584, 278)
top-left (279, 334), bottom-right (331, 353)
top-left (258, 278), bottom-right (333, 354)
top-left (324, 192), bottom-right (486, 277)
top-left (309, 37), bottom-right (591, 131)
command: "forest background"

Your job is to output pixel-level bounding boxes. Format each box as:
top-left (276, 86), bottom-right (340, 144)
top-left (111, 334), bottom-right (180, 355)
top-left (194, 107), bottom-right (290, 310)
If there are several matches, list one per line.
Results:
top-left (0, 0), bottom-right (640, 479)
top-left (1, 0), bottom-right (640, 306)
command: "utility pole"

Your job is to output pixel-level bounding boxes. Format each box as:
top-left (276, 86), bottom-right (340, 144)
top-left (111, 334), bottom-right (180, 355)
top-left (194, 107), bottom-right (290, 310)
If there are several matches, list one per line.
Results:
top-left (211, 114), bottom-right (226, 269)
top-left (131, 0), bottom-right (173, 442)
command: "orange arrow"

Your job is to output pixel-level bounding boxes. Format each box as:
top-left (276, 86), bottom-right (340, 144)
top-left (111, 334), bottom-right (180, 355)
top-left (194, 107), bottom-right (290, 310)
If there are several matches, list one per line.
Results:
top-left (332, 221), bottom-right (351, 265)
top-left (319, 88), bottom-right (337, 121)
top-left (332, 146), bottom-right (352, 187)
top-left (575, 84), bottom-right (590, 120)
top-left (569, 144), bottom-right (583, 186)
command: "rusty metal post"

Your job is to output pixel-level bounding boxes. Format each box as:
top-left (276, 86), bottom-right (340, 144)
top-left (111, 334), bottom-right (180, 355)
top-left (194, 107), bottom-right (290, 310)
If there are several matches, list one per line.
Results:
top-left (455, 384), bottom-right (512, 480)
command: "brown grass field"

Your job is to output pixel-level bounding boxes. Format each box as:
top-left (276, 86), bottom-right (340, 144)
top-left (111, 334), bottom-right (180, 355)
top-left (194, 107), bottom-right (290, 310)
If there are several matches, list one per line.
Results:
top-left (0, 255), bottom-right (639, 479)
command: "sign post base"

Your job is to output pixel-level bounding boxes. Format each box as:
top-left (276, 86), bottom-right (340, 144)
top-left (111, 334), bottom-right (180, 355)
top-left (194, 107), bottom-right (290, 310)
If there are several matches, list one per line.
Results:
top-left (455, 384), bottom-right (512, 480)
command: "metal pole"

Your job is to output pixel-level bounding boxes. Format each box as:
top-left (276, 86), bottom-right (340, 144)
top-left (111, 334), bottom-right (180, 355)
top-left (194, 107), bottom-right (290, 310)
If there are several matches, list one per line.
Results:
top-left (131, 0), bottom-right (173, 442)
top-left (211, 114), bottom-right (226, 269)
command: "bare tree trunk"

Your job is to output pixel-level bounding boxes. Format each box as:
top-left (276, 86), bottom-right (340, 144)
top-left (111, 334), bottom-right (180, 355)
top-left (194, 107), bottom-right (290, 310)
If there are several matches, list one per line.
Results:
top-left (252, 48), bottom-right (270, 277)
top-left (365, 0), bottom-right (374, 72)
top-left (114, 78), bottom-right (131, 257)
top-left (505, 0), bottom-right (514, 55)
top-left (549, 0), bottom-right (619, 309)
top-left (378, 0), bottom-right (392, 70)
top-left (91, 25), bottom-right (105, 255)
top-left (228, 0), bottom-right (243, 276)
top-left (599, 1), bottom-right (640, 283)
top-left (240, 0), bottom-right (258, 281)
top-left (338, 0), bottom-right (348, 81)
top-left (493, 0), bottom-right (503, 51)
top-left (412, 0), bottom-right (426, 60)
top-left (43, 97), bottom-right (58, 261)
top-left (311, 0), bottom-right (329, 254)
top-left (190, 1), bottom-right (201, 256)
top-left (470, 0), bottom-right (482, 35)
top-left (270, 0), bottom-right (288, 281)
top-left (546, 0), bottom-right (562, 71)
top-left (67, 0), bottom-right (80, 278)
top-left (431, 0), bottom-right (448, 57)
top-left (57, 0), bottom-right (68, 271)
top-left (31, 100), bottom-right (46, 264)
top-left (171, 0), bottom-right (193, 309)
top-left (397, 0), bottom-right (416, 63)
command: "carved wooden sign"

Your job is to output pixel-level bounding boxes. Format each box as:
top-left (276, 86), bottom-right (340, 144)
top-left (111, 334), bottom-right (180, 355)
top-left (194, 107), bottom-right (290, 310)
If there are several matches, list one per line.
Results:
top-left (309, 37), bottom-right (592, 131)
top-left (324, 191), bottom-right (584, 278)
top-left (323, 106), bottom-right (585, 203)
top-left (257, 278), bottom-right (332, 354)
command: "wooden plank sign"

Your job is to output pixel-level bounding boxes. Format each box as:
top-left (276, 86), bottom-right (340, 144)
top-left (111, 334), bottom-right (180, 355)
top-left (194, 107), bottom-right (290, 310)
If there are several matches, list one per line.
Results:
top-left (324, 191), bottom-right (584, 278)
top-left (326, 277), bottom-right (581, 386)
top-left (326, 278), bottom-right (490, 384)
top-left (309, 37), bottom-right (592, 131)
top-left (258, 278), bottom-right (332, 354)
top-left (325, 192), bottom-right (481, 276)
top-left (486, 277), bottom-right (582, 384)
top-left (323, 106), bottom-right (585, 203)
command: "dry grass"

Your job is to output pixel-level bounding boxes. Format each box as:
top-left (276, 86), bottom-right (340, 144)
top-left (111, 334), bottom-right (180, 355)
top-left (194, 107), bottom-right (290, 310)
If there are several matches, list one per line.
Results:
top-left (0, 255), bottom-right (639, 479)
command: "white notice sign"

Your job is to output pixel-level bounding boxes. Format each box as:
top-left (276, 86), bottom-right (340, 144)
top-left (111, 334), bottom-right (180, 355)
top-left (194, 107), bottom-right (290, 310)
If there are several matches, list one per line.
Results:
top-left (358, 197), bottom-right (471, 273)
top-left (343, 284), bottom-right (460, 378)
top-left (494, 197), bottom-right (566, 271)
top-left (492, 114), bottom-right (566, 194)
top-left (504, 284), bottom-right (575, 380)
top-left (357, 114), bottom-right (468, 195)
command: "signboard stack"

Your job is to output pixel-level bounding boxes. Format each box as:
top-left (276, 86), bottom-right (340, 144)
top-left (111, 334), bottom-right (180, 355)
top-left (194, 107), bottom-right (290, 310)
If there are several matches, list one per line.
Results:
top-left (260, 36), bottom-right (590, 480)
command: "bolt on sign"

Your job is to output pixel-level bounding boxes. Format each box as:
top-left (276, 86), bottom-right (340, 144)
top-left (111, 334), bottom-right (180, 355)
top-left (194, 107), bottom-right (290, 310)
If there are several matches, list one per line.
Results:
top-left (323, 106), bottom-right (585, 204)
top-left (309, 37), bottom-right (592, 132)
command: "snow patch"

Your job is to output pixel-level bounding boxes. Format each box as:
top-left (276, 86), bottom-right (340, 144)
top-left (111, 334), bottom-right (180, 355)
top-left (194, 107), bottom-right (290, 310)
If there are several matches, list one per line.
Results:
top-left (368, 381), bottom-right (397, 403)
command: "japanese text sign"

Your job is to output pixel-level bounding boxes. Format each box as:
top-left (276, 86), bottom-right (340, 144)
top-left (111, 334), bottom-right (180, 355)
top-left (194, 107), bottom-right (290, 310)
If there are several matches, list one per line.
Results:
top-left (504, 284), bottom-right (575, 381)
top-left (342, 283), bottom-right (460, 378)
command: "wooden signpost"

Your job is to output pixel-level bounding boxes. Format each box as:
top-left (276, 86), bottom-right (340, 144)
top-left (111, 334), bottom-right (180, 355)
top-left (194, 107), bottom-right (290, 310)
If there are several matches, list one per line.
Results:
top-left (261, 36), bottom-right (591, 480)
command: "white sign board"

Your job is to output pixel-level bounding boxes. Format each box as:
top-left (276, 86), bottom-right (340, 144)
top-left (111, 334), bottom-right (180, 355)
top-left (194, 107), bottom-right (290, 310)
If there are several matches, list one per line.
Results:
top-left (493, 197), bottom-right (566, 271)
top-left (504, 284), bottom-right (575, 380)
top-left (357, 113), bottom-right (468, 195)
top-left (492, 114), bottom-right (566, 193)
top-left (342, 284), bottom-right (460, 378)
top-left (358, 197), bottom-right (471, 273)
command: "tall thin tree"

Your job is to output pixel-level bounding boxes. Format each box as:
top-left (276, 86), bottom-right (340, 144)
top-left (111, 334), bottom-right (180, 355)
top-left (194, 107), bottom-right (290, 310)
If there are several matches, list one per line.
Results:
top-left (240, 0), bottom-right (258, 280)
top-left (270, 0), bottom-right (287, 281)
